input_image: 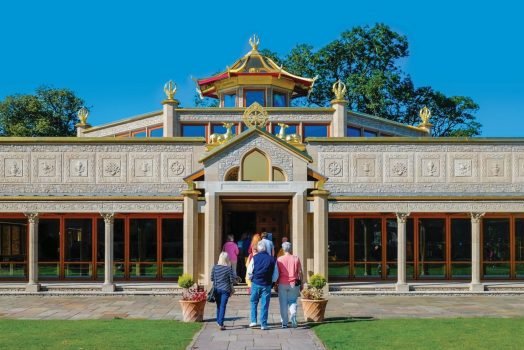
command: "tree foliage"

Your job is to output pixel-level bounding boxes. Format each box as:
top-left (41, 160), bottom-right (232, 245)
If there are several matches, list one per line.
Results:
top-left (271, 24), bottom-right (481, 136)
top-left (0, 86), bottom-right (85, 137)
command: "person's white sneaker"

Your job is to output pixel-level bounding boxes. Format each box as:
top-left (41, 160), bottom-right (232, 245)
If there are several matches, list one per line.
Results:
top-left (261, 326), bottom-right (269, 330)
top-left (249, 322), bottom-right (257, 328)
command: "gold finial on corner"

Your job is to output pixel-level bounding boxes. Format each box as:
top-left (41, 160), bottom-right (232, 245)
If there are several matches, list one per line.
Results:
top-left (77, 107), bottom-right (89, 125)
top-left (332, 79), bottom-right (347, 100)
top-left (249, 34), bottom-right (260, 51)
top-left (164, 80), bottom-right (177, 100)
top-left (419, 106), bottom-right (431, 125)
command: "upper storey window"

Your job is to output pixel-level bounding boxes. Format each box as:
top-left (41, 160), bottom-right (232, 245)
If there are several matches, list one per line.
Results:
top-left (273, 92), bottom-right (287, 107)
top-left (245, 90), bottom-right (265, 107)
top-left (223, 93), bottom-right (236, 107)
top-left (181, 124), bottom-right (206, 137)
top-left (303, 124), bottom-right (328, 138)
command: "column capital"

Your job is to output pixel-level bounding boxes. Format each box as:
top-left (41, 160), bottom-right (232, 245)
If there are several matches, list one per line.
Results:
top-left (24, 212), bottom-right (39, 224)
top-left (311, 189), bottom-right (330, 197)
top-left (100, 212), bottom-right (115, 224)
top-left (396, 212), bottom-right (410, 223)
top-left (181, 189), bottom-right (201, 197)
top-left (470, 212), bottom-right (485, 223)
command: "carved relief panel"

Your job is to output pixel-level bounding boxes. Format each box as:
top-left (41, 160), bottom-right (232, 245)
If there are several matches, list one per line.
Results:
top-left (161, 152), bottom-right (193, 183)
top-left (513, 154), bottom-right (524, 183)
top-left (318, 152), bottom-right (349, 183)
top-left (0, 153), bottom-right (30, 183)
top-left (32, 153), bottom-right (62, 183)
top-left (96, 153), bottom-right (127, 183)
top-left (63, 153), bottom-right (95, 183)
top-left (415, 153), bottom-right (446, 183)
top-left (351, 153), bottom-right (382, 183)
top-left (481, 153), bottom-right (511, 183)
top-left (447, 153), bottom-right (479, 183)
top-left (384, 153), bottom-right (413, 183)
top-left (129, 153), bottom-right (160, 183)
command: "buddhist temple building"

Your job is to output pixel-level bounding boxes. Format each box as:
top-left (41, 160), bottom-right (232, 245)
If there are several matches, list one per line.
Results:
top-left (1, 36), bottom-right (524, 293)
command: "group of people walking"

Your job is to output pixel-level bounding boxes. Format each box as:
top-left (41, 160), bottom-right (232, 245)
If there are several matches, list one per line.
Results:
top-left (211, 232), bottom-right (303, 330)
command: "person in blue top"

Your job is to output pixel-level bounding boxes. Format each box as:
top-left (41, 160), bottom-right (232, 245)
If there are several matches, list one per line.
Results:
top-left (246, 240), bottom-right (279, 330)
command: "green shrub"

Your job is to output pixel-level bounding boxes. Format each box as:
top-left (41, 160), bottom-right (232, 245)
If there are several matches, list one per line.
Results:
top-left (177, 274), bottom-right (194, 289)
top-left (309, 274), bottom-right (327, 290)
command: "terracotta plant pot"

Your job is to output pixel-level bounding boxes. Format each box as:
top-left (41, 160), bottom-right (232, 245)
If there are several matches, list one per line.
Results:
top-left (301, 298), bottom-right (328, 322)
top-left (179, 299), bottom-right (206, 322)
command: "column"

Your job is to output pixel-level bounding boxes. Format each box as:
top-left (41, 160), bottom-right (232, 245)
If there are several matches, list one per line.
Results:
top-left (395, 212), bottom-right (410, 292)
top-left (182, 188), bottom-right (200, 280)
top-left (204, 193), bottom-right (219, 288)
top-left (330, 99), bottom-right (347, 137)
top-left (312, 189), bottom-right (329, 279)
top-left (162, 99), bottom-right (179, 137)
top-left (101, 213), bottom-right (115, 292)
top-left (470, 212), bottom-right (485, 292)
top-left (25, 212), bottom-right (40, 292)
top-left (292, 192), bottom-right (308, 280)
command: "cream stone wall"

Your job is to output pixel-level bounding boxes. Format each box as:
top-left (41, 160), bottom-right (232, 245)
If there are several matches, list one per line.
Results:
top-left (0, 142), bottom-right (204, 197)
top-left (83, 113), bottom-right (163, 137)
top-left (308, 141), bottom-right (524, 197)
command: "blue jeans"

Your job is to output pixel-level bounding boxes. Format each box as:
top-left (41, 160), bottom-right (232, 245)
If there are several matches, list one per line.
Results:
top-left (250, 283), bottom-right (272, 327)
top-left (215, 288), bottom-right (230, 326)
top-left (278, 284), bottom-right (299, 325)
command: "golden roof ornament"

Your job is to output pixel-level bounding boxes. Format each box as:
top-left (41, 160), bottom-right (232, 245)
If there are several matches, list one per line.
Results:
top-left (163, 80), bottom-right (177, 100)
top-left (332, 79), bottom-right (347, 101)
top-left (77, 107), bottom-right (89, 125)
top-left (249, 34), bottom-right (260, 51)
top-left (419, 106), bottom-right (431, 125)
top-left (242, 102), bottom-right (268, 129)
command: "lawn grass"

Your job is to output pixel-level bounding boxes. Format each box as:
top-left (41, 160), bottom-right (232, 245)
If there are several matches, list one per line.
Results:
top-left (313, 318), bottom-right (524, 350)
top-left (0, 319), bottom-right (201, 350)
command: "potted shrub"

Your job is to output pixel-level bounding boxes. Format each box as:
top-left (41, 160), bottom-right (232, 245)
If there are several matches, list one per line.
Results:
top-left (178, 273), bottom-right (207, 322)
top-left (301, 274), bottom-right (328, 322)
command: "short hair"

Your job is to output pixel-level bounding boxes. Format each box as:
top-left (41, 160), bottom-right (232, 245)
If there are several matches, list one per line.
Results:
top-left (257, 241), bottom-right (267, 252)
top-left (227, 234), bottom-right (234, 242)
top-left (282, 237), bottom-right (288, 243)
top-left (218, 251), bottom-right (230, 266)
top-left (282, 241), bottom-right (292, 253)
top-left (261, 232), bottom-right (268, 238)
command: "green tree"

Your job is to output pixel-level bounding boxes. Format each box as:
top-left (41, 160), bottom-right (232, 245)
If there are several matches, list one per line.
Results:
top-left (276, 24), bottom-right (481, 136)
top-left (0, 86), bottom-right (85, 137)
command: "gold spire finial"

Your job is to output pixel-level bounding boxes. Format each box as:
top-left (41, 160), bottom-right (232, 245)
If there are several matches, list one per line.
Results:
top-left (332, 79), bottom-right (347, 100)
top-left (77, 107), bottom-right (89, 125)
top-left (419, 106), bottom-right (431, 125)
top-left (163, 80), bottom-right (177, 100)
top-left (249, 34), bottom-right (260, 51)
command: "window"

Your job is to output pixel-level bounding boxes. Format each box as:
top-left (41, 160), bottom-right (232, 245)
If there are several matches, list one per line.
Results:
top-left (418, 218), bottom-right (446, 277)
top-left (225, 167), bottom-right (239, 181)
top-left (328, 218), bottom-right (350, 278)
top-left (483, 218), bottom-right (510, 277)
top-left (223, 93), bottom-right (236, 107)
top-left (211, 124), bottom-right (237, 135)
top-left (272, 167), bottom-right (285, 181)
top-left (132, 130), bottom-right (147, 138)
top-left (354, 218), bottom-right (382, 277)
top-left (363, 130), bottom-right (378, 137)
top-left (273, 92), bottom-right (287, 107)
top-left (242, 150), bottom-right (269, 181)
top-left (129, 219), bottom-right (158, 278)
top-left (181, 124), bottom-right (206, 137)
top-left (347, 126), bottom-right (361, 137)
top-left (149, 127), bottom-right (163, 137)
top-left (64, 219), bottom-right (93, 278)
top-left (0, 219), bottom-right (27, 278)
top-left (245, 90), bottom-right (265, 107)
top-left (303, 124), bottom-right (328, 138)
top-left (161, 219), bottom-right (183, 278)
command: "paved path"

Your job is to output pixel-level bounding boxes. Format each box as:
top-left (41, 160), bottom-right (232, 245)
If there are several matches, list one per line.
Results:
top-left (2, 295), bottom-right (524, 349)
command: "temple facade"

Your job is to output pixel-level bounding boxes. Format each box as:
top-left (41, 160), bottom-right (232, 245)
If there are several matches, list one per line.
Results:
top-left (1, 36), bottom-right (524, 293)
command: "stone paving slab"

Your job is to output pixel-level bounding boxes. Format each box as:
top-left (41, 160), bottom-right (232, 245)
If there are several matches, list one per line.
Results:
top-left (2, 295), bottom-right (524, 349)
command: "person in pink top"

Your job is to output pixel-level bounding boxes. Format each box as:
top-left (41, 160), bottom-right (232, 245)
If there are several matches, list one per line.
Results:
top-left (275, 241), bottom-right (303, 328)
top-left (223, 234), bottom-right (239, 277)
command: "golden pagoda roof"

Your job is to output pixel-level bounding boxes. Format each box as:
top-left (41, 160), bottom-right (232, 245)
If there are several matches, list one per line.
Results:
top-left (196, 35), bottom-right (317, 99)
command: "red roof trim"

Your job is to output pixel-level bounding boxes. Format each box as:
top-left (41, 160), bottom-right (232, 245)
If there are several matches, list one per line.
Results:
top-left (197, 72), bottom-right (313, 87)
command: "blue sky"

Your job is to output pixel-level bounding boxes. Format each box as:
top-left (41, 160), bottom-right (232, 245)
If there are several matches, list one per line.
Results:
top-left (0, 1), bottom-right (522, 136)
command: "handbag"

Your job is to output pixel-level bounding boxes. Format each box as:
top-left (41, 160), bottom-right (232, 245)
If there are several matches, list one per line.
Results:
top-left (207, 267), bottom-right (216, 303)
top-left (207, 286), bottom-right (216, 303)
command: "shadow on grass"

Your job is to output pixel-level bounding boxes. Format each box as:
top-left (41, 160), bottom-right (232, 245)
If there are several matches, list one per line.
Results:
top-left (306, 316), bottom-right (376, 329)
